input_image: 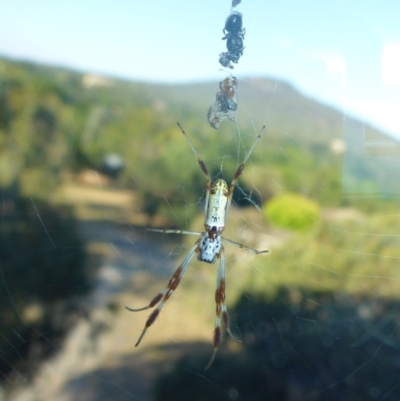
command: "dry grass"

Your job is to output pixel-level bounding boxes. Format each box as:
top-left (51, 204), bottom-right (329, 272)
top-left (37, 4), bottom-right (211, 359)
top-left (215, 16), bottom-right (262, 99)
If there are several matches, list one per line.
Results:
top-left (52, 181), bottom-right (145, 224)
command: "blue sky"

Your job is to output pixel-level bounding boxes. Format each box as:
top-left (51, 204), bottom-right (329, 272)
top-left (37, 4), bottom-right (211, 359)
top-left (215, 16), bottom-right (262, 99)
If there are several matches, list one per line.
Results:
top-left (1, 0), bottom-right (400, 138)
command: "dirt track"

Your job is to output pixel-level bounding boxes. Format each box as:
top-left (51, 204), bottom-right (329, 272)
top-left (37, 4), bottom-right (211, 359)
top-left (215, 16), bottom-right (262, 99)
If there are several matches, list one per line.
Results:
top-left (4, 182), bottom-right (276, 401)
top-left (6, 218), bottom-right (205, 401)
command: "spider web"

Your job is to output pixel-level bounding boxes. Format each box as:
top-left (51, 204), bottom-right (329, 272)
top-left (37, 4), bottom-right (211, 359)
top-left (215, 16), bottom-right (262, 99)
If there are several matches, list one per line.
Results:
top-left (1, 1), bottom-right (400, 401)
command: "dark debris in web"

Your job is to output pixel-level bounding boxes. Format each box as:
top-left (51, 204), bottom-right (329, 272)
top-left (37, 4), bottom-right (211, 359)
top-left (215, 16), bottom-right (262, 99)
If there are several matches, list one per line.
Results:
top-left (207, 76), bottom-right (238, 129)
top-left (219, 11), bottom-right (245, 70)
top-left (207, 1), bottom-right (246, 129)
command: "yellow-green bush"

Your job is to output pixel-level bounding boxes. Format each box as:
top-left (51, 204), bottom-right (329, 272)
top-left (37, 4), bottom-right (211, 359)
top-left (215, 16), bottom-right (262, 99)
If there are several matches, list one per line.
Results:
top-left (263, 192), bottom-right (320, 230)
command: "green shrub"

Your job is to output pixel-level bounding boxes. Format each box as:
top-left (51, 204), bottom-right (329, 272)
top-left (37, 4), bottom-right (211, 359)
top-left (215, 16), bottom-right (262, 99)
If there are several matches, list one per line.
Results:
top-left (263, 192), bottom-right (320, 230)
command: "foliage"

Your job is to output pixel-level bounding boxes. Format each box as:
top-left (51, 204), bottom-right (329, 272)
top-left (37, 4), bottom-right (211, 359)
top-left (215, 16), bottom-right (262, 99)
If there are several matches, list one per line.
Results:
top-left (263, 192), bottom-right (320, 230)
top-left (245, 213), bottom-right (400, 298)
top-left (151, 206), bottom-right (400, 400)
top-left (0, 192), bottom-right (88, 380)
top-left (0, 56), bottom-right (397, 225)
top-left (153, 289), bottom-right (400, 401)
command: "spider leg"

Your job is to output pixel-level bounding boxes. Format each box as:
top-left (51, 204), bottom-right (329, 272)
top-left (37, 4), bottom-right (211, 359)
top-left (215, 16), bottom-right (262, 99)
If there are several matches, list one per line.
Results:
top-left (126, 242), bottom-right (198, 347)
top-left (222, 236), bottom-right (269, 255)
top-left (177, 122), bottom-right (211, 216)
top-left (145, 228), bottom-right (203, 236)
top-left (206, 246), bottom-right (240, 370)
top-left (225, 125), bottom-right (266, 220)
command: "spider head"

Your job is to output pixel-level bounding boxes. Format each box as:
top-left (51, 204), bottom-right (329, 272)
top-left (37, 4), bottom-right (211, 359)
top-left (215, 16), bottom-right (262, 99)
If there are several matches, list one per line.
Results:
top-left (197, 232), bottom-right (222, 264)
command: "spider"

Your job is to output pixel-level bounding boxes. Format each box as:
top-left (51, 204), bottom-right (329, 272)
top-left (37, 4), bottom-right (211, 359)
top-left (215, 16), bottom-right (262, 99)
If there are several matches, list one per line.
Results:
top-left (126, 123), bottom-right (268, 369)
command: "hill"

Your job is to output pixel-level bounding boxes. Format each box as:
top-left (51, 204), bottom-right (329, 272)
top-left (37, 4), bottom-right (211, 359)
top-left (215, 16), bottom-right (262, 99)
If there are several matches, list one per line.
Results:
top-left (1, 55), bottom-right (398, 222)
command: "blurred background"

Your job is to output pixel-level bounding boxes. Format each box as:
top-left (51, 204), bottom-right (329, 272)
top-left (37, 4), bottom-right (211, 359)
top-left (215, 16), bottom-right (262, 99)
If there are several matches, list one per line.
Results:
top-left (1, 1), bottom-right (400, 400)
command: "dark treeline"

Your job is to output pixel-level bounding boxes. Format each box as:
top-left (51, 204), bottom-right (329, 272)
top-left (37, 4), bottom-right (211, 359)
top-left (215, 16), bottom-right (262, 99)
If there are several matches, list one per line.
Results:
top-left (154, 289), bottom-right (400, 401)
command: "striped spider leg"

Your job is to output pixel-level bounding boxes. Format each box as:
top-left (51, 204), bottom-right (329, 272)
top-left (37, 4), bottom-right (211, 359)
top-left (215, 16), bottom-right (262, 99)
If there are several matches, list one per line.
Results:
top-left (126, 123), bottom-right (268, 369)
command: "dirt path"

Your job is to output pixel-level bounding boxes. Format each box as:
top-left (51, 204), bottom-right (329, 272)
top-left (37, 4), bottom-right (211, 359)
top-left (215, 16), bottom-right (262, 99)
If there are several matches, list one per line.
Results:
top-left (5, 181), bottom-right (279, 401)
top-left (7, 217), bottom-right (212, 401)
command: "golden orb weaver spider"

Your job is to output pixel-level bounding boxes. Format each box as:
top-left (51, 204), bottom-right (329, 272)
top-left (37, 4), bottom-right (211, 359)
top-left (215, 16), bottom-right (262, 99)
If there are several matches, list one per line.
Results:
top-left (126, 123), bottom-right (268, 369)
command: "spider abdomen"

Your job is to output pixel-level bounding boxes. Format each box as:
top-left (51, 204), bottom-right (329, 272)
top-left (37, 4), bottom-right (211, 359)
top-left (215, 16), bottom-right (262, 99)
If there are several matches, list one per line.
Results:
top-left (197, 233), bottom-right (222, 264)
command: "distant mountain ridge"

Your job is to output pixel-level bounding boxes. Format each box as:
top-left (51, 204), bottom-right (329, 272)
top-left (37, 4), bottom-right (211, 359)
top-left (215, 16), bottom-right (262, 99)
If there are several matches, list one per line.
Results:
top-left (1, 55), bottom-right (398, 199)
top-left (1, 55), bottom-right (394, 147)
